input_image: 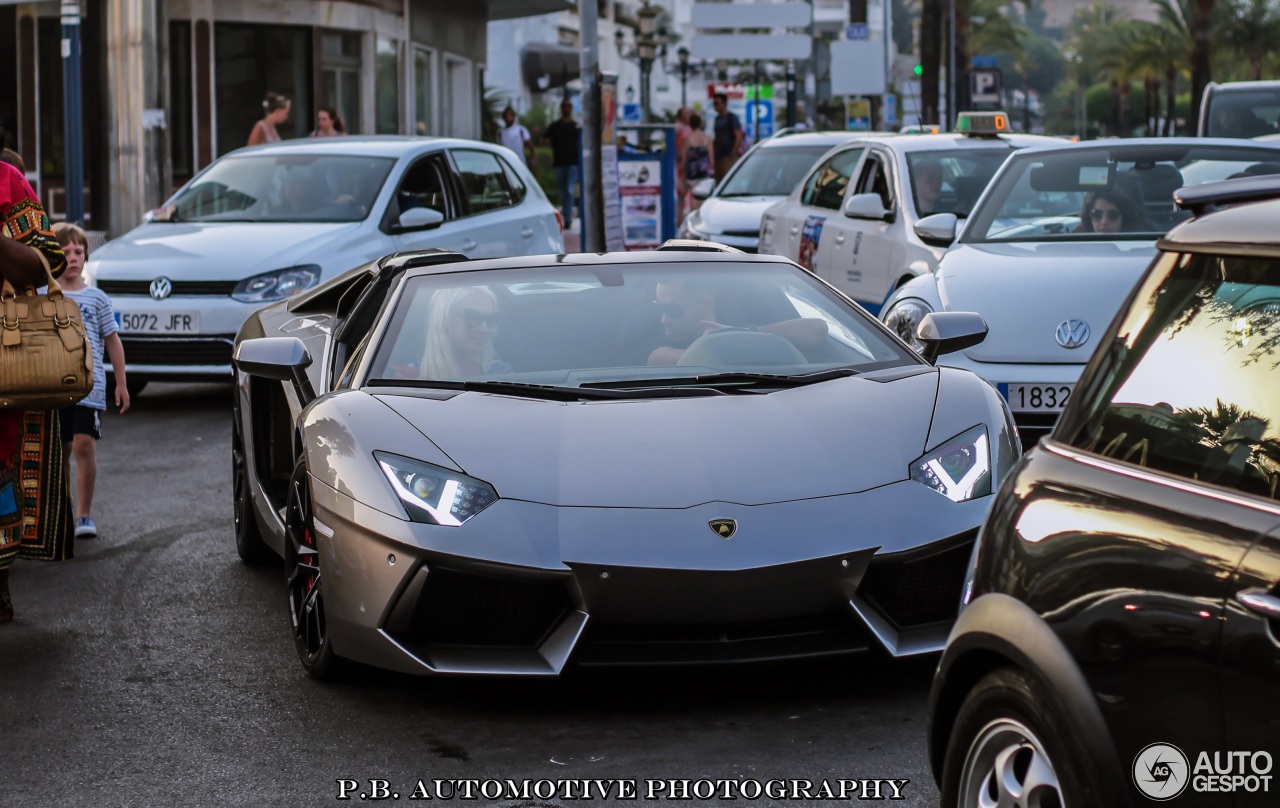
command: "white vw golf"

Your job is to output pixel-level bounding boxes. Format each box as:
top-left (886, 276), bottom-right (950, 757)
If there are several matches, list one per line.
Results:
top-left (89, 136), bottom-right (562, 394)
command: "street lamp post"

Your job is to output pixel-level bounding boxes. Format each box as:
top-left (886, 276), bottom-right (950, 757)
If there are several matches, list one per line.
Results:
top-left (677, 46), bottom-right (690, 109)
top-left (636, 0), bottom-right (658, 123)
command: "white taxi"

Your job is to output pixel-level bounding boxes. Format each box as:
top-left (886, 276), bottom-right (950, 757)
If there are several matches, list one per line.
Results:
top-left (759, 113), bottom-right (1058, 315)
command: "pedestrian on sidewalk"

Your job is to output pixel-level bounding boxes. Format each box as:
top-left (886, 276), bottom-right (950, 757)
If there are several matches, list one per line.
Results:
top-left (0, 161), bottom-right (75, 624)
top-left (310, 107), bottom-right (346, 138)
top-left (248, 92), bottom-right (290, 146)
top-left (52, 223), bottom-right (130, 540)
top-left (674, 107), bottom-right (691, 222)
top-left (544, 99), bottom-right (580, 227)
top-left (712, 93), bottom-right (743, 182)
top-left (684, 113), bottom-right (712, 214)
top-left (498, 107), bottom-right (534, 167)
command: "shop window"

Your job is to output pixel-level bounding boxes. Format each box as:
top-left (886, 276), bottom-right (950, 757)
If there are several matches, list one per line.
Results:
top-left (214, 23), bottom-right (313, 156)
top-left (320, 31), bottom-right (362, 136)
top-left (376, 37), bottom-right (400, 135)
top-left (170, 20), bottom-right (194, 180)
top-left (413, 47), bottom-right (436, 137)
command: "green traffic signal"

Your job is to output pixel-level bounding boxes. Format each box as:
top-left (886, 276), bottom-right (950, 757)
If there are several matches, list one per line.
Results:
top-left (914, 64), bottom-right (923, 76)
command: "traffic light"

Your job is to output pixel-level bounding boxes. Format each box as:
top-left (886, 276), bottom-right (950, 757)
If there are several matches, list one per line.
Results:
top-left (914, 64), bottom-right (923, 77)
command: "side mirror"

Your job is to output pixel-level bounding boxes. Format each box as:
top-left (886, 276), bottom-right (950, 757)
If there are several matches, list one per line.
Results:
top-left (913, 213), bottom-right (958, 246)
top-left (690, 178), bottom-right (715, 200)
top-left (843, 192), bottom-right (893, 222)
top-left (233, 336), bottom-right (316, 405)
top-left (398, 207), bottom-right (445, 232)
top-left (916, 312), bottom-right (988, 364)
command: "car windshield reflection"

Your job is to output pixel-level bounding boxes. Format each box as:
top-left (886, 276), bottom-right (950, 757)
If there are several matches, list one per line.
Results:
top-left (366, 262), bottom-right (919, 387)
top-left (964, 143), bottom-right (1280, 243)
top-left (164, 154), bottom-right (396, 223)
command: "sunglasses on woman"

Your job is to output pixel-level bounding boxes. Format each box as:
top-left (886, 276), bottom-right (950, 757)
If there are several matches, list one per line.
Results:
top-left (456, 308), bottom-right (500, 328)
top-left (1090, 208), bottom-right (1122, 223)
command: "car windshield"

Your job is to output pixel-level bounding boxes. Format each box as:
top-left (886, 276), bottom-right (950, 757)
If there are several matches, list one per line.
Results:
top-left (717, 145), bottom-right (838, 197)
top-left (964, 143), bottom-right (1280, 243)
top-left (366, 261), bottom-right (917, 387)
top-left (161, 154), bottom-right (395, 223)
top-left (907, 147), bottom-right (1017, 218)
top-left (1204, 90), bottom-right (1280, 138)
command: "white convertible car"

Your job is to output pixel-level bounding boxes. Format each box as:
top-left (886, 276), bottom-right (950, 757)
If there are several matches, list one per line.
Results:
top-left (881, 137), bottom-right (1280, 448)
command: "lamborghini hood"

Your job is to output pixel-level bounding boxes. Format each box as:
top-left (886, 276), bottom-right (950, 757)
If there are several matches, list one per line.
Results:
top-left (375, 372), bottom-right (939, 508)
top-left (938, 240), bottom-right (1156, 363)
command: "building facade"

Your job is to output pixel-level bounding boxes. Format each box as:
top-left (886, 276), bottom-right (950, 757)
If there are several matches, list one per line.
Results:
top-left (1, 0), bottom-right (570, 237)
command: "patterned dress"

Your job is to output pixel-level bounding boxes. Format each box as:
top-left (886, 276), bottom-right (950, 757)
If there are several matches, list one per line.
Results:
top-left (0, 162), bottom-right (73, 568)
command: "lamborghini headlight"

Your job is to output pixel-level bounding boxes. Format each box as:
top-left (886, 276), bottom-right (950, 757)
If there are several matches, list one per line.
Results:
top-left (376, 452), bottom-right (498, 526)
top-left (882, 298), bottom-right (933, 353)
top-left (910, 425), bottom-right (991, 503)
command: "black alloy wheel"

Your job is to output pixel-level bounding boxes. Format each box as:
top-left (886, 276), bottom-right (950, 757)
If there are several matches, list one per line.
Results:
top-left (284, 458), bottom-right (344, 679)
top-left (232, 409), bottom-right (272, 564)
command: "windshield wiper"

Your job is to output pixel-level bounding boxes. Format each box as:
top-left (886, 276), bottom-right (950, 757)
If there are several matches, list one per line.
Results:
top-left (365, 378), bottom-right (726, 400)
top-left (582, 367), bottom-right (859, 391)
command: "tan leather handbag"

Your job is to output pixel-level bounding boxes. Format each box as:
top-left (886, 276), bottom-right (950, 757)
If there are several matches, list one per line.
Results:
top-left (0, 249), bottom-right (95, 410)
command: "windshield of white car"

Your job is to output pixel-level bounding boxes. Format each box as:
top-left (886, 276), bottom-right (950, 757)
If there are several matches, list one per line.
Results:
top-left (907, 148), bottom-right (1015, 218)
top-left (717, 145), bottom-right (838, 197)
top-left (365, 262), bottom-right (919, 388)
top-left (161, 154), bottom-right (395, 223)
top-left (1203, 90), bottom-right (1280, 138)
top-left (963, 144), bottom-right (1280, 243)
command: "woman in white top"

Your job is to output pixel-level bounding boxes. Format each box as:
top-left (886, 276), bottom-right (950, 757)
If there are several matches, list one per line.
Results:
top-left (248, 92), bottom-right (290, 146)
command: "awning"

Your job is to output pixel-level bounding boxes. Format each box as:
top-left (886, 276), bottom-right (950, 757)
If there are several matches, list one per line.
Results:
top-left (521, 42), bottom-right (580, 92)
top-left (488, 0), bottom-right (575, 20)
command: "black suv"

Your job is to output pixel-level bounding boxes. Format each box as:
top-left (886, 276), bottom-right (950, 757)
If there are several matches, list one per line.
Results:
top-left (928, 177), bottom-right (1280, 808)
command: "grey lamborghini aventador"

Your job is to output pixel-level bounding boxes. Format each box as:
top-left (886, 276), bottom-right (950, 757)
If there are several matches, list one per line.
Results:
top-left (231, 247), bottom-right (1020, 678)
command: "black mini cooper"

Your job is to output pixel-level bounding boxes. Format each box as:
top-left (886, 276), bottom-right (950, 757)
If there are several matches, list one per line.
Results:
top-left (928, 176), bottom-right (1280, 808)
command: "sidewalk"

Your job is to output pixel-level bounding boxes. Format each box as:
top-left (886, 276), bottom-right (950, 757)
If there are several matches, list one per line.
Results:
top-left (562, 217), bottom-right (581, 253)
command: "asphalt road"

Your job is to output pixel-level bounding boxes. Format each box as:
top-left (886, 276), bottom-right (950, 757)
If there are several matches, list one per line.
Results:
top-left (1, 384), bottom-right (941, 808)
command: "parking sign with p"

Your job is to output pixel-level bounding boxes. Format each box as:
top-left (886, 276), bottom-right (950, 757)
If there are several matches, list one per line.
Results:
top-left (970, 68), bottom-right (1002, 106)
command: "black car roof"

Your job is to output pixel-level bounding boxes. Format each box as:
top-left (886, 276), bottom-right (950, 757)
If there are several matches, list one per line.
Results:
top-left (1161, 196), bottom-right (1280, 255)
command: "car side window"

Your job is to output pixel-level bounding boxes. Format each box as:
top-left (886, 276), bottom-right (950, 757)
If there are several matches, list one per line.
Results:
top-left (855, 152), bottom-right (893, 210)
top-left (394, 155), bottom-right (452, 221)
top-left (800, 148), bottom-right (864, 210)
top-left (499, 157), bottom-right (528, 205)
top-left (1059, 251), bottom-right (1280, 503)
top-left (451, 150), bottom-right (518, 214)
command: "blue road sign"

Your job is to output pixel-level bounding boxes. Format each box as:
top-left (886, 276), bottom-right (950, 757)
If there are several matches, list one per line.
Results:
top-left (845, 23), bottom-right (869, 40)
top-left (620, 102), bottom-right (642, 125)
top-left (745, 99), bottom-right (775, 139)
top-left (884, 93), bottom-right (898, 126)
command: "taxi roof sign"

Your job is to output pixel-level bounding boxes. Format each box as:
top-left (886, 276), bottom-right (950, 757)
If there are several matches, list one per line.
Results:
top-left (956, 111), bottom-right (1009, 137)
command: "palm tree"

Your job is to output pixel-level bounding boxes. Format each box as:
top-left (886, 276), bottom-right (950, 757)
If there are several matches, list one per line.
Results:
top-left (1222, 0), bottom-right (1280, 80)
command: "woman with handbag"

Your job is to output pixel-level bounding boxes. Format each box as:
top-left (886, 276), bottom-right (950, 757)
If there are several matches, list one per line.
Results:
top-left (0, 160), bottom-right (76, 623)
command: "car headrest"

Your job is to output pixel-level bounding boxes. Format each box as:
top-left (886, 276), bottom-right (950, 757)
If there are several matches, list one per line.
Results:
top-left (678, 329), bottom-right (807, 368)
top-left (1125, 165), bottom-right (1184, 205)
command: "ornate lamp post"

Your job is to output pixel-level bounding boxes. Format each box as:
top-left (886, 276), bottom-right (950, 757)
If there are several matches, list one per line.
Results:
top-left (636, 0), bottom-right (659, 122)
top-left (677, 46), bottom-right (690, 109)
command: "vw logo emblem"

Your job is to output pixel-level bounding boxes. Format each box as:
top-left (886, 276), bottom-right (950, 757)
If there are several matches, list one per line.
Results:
top-left (709, 519), bottom-right (737, 540)
top-left (1055, 319), bottom-right (1090, 349)
top-left (149, 277), bottom-right (173, 300)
